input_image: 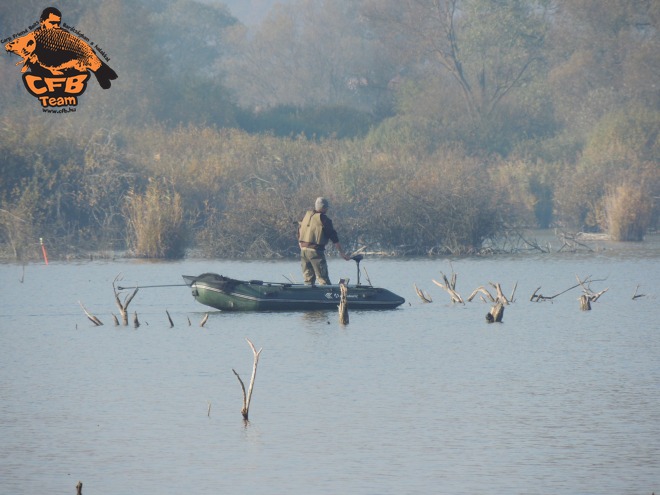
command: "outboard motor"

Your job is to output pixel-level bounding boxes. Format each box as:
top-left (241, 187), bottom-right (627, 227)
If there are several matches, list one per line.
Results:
top-left (351, 254), bottom-right (364, 286)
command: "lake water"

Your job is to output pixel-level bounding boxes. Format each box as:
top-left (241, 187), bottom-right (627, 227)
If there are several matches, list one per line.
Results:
top-left (1, 234), bottom-right (659, 495)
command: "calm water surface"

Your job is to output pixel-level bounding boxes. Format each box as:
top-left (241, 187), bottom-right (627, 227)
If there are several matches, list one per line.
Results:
top-left (1, 235), bottom-right (659, 494)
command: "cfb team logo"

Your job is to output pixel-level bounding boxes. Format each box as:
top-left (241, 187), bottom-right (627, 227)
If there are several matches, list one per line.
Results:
top-left (4, 7), bottom-right (117, 111)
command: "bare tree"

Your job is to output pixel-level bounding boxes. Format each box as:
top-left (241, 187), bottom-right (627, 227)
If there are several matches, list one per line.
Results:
top-left (364, 0), bottom-right (552, 122)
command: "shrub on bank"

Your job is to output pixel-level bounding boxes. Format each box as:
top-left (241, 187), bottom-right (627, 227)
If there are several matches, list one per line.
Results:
top-left (124, 180), bottom-right (187, 259)
top-left (605, 183), bottom-right (653, 241)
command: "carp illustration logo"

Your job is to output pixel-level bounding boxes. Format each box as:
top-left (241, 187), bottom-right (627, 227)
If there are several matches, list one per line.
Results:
top-left (4, 7), bottom-right (117, 110)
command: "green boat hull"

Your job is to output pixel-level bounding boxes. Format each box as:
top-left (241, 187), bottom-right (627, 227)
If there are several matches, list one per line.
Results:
top-left (183, 273), bottom-right (405, 311)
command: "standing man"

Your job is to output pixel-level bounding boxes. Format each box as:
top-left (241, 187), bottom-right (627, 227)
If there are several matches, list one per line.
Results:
top-left (298, 197), bottom-right (350, 285)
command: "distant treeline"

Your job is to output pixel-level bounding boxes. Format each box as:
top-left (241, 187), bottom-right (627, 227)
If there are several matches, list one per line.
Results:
top-left (0, 0), bottom-right (657, 260)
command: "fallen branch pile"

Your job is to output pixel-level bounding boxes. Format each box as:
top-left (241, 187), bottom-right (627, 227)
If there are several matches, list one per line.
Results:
top-left (556, 230), bottom-right (595, 252)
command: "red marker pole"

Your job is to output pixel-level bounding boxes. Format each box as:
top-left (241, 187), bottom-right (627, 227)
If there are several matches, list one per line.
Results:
top-left (40, 237), bottom-right (49, 265)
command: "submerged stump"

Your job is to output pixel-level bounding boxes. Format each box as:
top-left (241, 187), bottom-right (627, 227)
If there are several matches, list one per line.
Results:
top-left (486, 302), bottom-right (504, 323)
top-left (339, 283), bottom-right (349, 325)
top-left (579, 294), bottom-right (591, 311)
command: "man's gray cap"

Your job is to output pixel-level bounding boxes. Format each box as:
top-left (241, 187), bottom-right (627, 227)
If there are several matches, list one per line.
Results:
top-left (315, 197), bottom-right (329, 210)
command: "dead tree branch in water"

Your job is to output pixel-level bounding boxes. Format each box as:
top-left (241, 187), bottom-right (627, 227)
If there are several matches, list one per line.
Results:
top-left (530, 276), bottom-right (607, 302)
top-left (556, 230), bottom-right (595, 252)
top-left (433, 271), bottom-right (464, 304)
top-left (112, 274), bottom-right (139, 325)
top-left (512, 230), bottom-right (549, 253)
top-left (468, 286), bottom-right (495, 302)
top-left (491, 282), bottom-right (510, 305)
top-left (632, 285), bottom-right (646, 300)
top-left (509, 281), bottom-right (518, 302)
top-left (78, 301), bottom-right (103, 326)
top-left (468, 282), bottom-right (516, 305)
top-left (530, 275), bottom-right (608, 309)
top-left (576, 274), bottom-right (608, 310)
top-left (232, 338), bottom-right (262, 421)
top-left (414, 283), bottom-right (433, 303)
top-left (468, 283), bottom-right (515, 323)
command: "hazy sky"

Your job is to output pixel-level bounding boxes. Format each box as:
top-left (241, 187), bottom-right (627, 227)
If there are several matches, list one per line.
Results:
top-left (202, 0), bottom-right (284, 26)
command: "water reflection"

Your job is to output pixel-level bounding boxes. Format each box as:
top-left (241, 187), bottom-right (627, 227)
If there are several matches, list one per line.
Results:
top-left (299, 310), bottom-right (332, 323)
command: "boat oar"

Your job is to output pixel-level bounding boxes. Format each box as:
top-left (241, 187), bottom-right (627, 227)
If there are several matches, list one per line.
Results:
top-left (116, 283), bottom-right (188, 290)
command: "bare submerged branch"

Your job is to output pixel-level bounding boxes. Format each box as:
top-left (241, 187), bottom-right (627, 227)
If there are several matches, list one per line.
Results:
top-left (234, 338), bottom-right (263, 421)
top-left (112, 274), bottom-right (139, 326)
top-left (468, 286), bottom-right (495, 302)
top-left (78, 301), bottom-right (103, 326)
top-left (414, 283), bottom-right (433, 303)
